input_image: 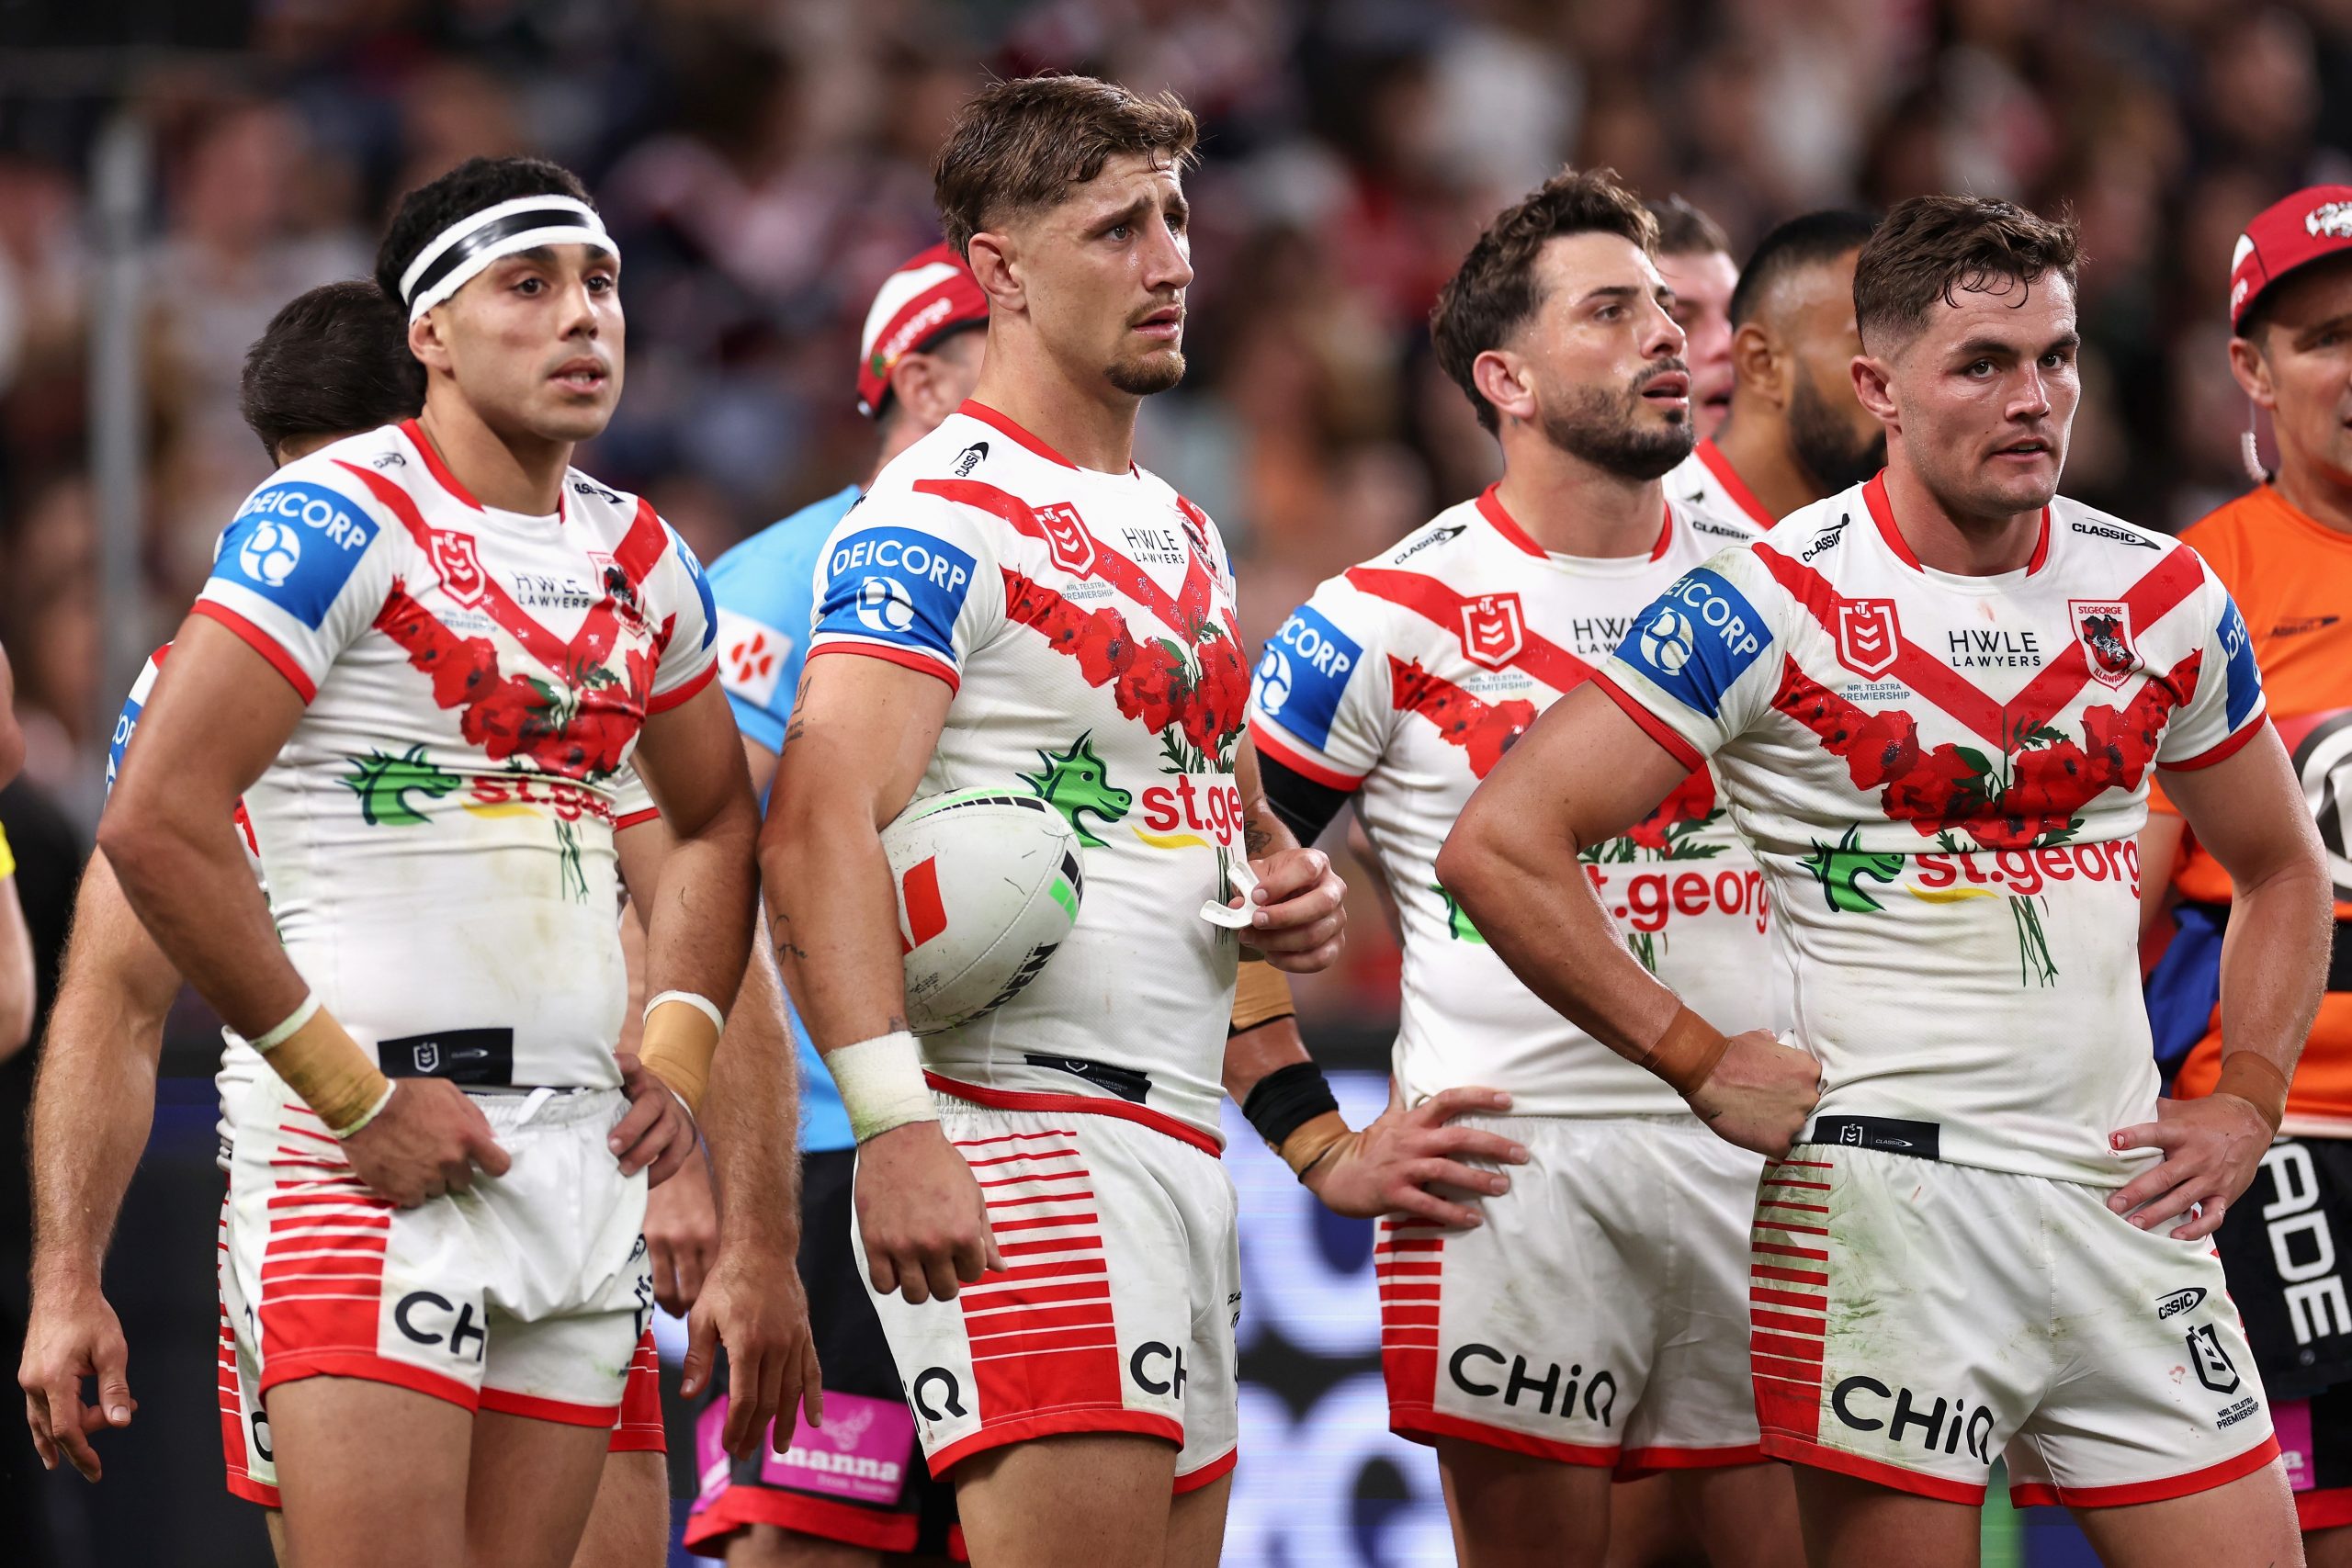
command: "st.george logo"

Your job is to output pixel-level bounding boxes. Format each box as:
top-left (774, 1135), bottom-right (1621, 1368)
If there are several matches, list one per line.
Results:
top-left (1460, 592), bottom-right (1525, 671)
top-left (433, 530), bottom-right (489, 609)
top-left (1038, 502), bottom-right (1096, 576)
top-left (240, 521), bottom-right (301, 587)
top-left (2069, 599), bottom-right (2140, 688)
top-left (1837, 599), bottom-right (1901, 679)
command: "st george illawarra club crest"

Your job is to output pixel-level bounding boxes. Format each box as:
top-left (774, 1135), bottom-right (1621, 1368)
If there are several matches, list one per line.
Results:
top-left (431, 530), bottom-right (488, 608)
top-left (1837, 598), bottom-right (1901, 679)
top-left (1459, 592), bottom-right (1525, 670)
top-left (2069, 599), bottom-right (2142, 688)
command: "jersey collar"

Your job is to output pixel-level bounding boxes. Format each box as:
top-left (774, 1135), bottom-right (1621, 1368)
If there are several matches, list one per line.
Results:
top-left (956, 400), bottom-right (1139, 477)
top-left (1476, 483), bottom-right (1672, 561)
top-left (1862, 470), bottom-right (2049, 578)
top-left (1694, 438), bottom-right (1774, 530)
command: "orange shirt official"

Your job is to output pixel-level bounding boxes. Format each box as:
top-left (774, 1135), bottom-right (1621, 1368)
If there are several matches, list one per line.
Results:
top-left (2154, 483), bottom-right (2352, 1127)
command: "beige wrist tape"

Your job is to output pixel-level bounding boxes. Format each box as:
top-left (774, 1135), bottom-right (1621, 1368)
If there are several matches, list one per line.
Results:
top-left (2214, 1053), bottom-right (2290, 1135)
top-left (1634, 1005), bottom-right (1732, 1098)
top-left (830, 1030), bottom-right (938, 1144)
top-left (639, 991), bottom-right (723, 1116)
top-left (255, 994), bottom-right (395, 1137)
top-left (1229, 960), bottom-right (1297, 1036)
top-left (1277, 1109), bottom-right (1351, 1179)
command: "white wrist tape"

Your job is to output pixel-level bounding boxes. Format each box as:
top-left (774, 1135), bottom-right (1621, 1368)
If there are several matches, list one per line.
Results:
top-left (644, 990), bottom-right (725, 1032)
top-left (329, 1080), bottom-right (398, 1142)
top-left (251, 991), bottom-right (322, 1053)
top-left (829, 1030), bottom-right (936, 1144)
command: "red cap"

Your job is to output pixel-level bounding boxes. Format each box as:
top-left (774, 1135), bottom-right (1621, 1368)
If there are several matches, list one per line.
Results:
top-left (2230, 185), bottom-right (2352, 331)
top-left (856, 243), bottom-right (989, 417)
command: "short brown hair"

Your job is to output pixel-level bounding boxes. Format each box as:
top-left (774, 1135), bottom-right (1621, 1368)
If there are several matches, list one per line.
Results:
top-left (1432, 168), bottom-right (1658, 434)
top-left (1853, 195), bottom-right (2080, 351)
top-left (933, 73), bottom-right (1198, 257)
top-left (1645, 194), bottom-right (1729, 258)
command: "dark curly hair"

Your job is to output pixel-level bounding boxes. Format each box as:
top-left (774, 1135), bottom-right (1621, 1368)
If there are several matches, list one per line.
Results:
top-left (933, 73), bottom-right (1197, 258)
top-left (374, 155), bottom-right (594, 310)
top-left (1853, 195), bottom-right (2079, 353)
top-left (240, 280), bottom-right (424, 463)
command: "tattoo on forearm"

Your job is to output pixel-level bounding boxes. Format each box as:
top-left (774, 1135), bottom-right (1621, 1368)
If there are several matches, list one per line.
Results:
top-left (1245, 820), bottom-right (1272, 856)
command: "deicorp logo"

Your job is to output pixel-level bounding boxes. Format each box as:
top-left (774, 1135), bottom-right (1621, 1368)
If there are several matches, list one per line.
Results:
top-left (1623, 568), bottom-right (1768, 716)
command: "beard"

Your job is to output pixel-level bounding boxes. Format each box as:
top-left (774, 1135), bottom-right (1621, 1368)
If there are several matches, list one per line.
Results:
top-left (1536, 371), bottom-right (1697, 480)
top-left (1107, 346), bottom-right (1186, 397)
top-left (1788, 376), bottom-right (1886, 494)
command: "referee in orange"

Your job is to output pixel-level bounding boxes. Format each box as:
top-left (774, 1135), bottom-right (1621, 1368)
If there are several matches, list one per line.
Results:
top-left (2146, 185), bottom-right (2352, 1563)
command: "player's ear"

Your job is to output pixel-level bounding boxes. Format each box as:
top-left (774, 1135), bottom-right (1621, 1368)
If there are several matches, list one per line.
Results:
top-left (1472, 348), bottom-right (1535, 429)
top-left (966, 231), bottom-right (1023, 315)
top-left (1849, 348), bottom-right (1897, 428)
top-left (2226, 333), bottom-right (2278, 412)
top-left (1731, 321), bottom-right (1781, 407)
top-left (407, 309), bottom-right (454, 378)
top-left (890, 352), bottom-right (948, 429)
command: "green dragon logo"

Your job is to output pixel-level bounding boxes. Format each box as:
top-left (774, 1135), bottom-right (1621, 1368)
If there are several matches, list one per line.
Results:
top-left (343, 745), bottom-right (460, 826)
top-left (1019, 732), bottom-right (1133, 848)
top-left (1802, 826), bottom-right (1906, 913)
top-left (1431, 882), bottom-right (1487, 944)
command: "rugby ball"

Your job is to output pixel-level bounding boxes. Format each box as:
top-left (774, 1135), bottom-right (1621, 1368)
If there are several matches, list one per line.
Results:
top-left (881, 789), bottom-right (1084, 1034)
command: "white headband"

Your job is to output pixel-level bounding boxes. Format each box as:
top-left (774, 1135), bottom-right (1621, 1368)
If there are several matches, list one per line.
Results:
top-left (398, 194), bottom-right (619, 322)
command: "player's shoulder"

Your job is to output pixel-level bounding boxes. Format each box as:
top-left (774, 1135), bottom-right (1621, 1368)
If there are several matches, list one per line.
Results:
top-left (242, 425), bottom-right (407, 520)
top-left (559, 463), bottom-right (650, 533)
top-left (1677, 495), bottom-right (1760, 548)
top-left (2048, 493), bottom-right (2180, 565)
top-left (1355, 496), bottom-right (1485, 577)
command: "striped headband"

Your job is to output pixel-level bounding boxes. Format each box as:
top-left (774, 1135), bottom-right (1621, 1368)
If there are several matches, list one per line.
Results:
top-left (398, 194), bottom-right (619, 322)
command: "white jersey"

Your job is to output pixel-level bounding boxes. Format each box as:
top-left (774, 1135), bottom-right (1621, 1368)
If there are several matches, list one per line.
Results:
top-left (106, 643), bottom-right (663, 1161)
top-left (1666, 438), bottom-right (1779, 536)
top-left (807, 401), bottom-right (1247, 1143)
top-left (1599, 476), bottom-right (2267, 1182)
top-left (188, 419), bottom-right (714, 1092)
top-left (1246, 487), bottom-right (1788, 1117)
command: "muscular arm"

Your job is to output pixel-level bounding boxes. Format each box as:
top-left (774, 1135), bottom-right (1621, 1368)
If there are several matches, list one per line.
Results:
top-left (759, 656), bottom-right (948, 1046)
top-left (2139, 809), bottom-right (2187, 943)
top-left (628, 681), bottom-right (763, 1031)
top-left (96, 615), bottom-right (311, 1036)
top-left (2161, 733), bottom-right (2330, 1090)
top-left (28, 852), bottom-right (183, 1285)
top-left (1436, 683), bottom-right (1698, 1056)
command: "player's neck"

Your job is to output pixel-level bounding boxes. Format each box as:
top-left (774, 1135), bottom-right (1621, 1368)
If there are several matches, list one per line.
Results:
top-left (1881, 454), bottom-right (2042, 575)
top-left (415, 395), bottom-right (573, 515)
top-left (2270, 454), bottom-right (2352, 537)
top-left (1493, 433), bottom-right (1667, 558)
top-left (1712, 406), bottom-right (1816, 523)
top-left (966, 351), bottom-right (1138, 475)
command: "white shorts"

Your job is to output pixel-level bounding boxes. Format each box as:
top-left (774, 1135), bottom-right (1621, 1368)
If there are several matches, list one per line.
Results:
top-left (216, 1182), bottom-right (669, 1507)
top-left (857, 1080), bottom-right (1240, 1491)
top-left (1379, 1113), bottom-right (1767, 1475)
top-left (224, 1072), bottom-right (652, 1426)
top-left (1754, 1140), bottom-right (2279, 1506)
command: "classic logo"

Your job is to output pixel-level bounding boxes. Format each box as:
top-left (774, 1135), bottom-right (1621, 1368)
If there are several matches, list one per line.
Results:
top-left (1393, 523), bottom-right (1464, 563)
top-left (1038, 501), bottom-right (1097, 576)
top-left (1837, 598), bottom-right (1900, 679)
top-left (953, 440), bottom-right (989, 478)
top-left (2156, 1287), bottom-right (2209, 1322)
top-left (1460, 592), bottom-right (1526, 671)
top-left (2069, 600), bottom-right (2141, 688)
top-left (432, 529), bottom-right (489, 609)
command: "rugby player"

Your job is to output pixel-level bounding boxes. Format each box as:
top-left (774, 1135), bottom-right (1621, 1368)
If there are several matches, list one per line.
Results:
top-left (2141, 185), bottom-right (2352, 1563)
top-left (1441, 195), bottom-right (2331, 1564)
top-left (684, 242), bottom-right (991, 1563)
top-left (1247, 168), bottom-right (1800, 1568)
top-left (762, 75), bottom-right (1346, 1567)
top-left (97, 158), bottom-right (781, 1567)
top-left (1648, 196), bottom-right (1738, 441)
top-left (1668, 210), bottom-right (1884, 533)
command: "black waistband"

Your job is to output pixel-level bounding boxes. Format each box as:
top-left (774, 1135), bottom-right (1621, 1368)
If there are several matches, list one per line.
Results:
top-left (1802, 1115), bottom-right (1940, 1161)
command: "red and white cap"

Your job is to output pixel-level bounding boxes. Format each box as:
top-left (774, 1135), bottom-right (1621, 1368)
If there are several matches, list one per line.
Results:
top-left (857, 243), bottom-right (989, 417)
top-left (2230, 185), bottom-right (2352, 331)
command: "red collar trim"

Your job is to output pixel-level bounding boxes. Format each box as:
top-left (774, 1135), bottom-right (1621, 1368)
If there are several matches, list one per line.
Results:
top-left (958, 400), bottom-right (1079, 471)
top-left (1860, 471), bottom-right (2050, 578)
top-left (1477, 484), bottom-right (1673, 560)
top-left (402, 419), bottom-right (481, 512)
top-left (1695, 439), bottom-right (1773, 530)
top-left (1475, 484), bottom-right (1544, 558)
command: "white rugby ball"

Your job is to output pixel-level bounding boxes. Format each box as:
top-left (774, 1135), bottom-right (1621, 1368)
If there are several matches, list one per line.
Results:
top-left (881, 788), bottom-right (1084, 1034)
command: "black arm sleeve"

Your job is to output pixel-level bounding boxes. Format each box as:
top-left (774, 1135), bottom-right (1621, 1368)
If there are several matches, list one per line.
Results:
top-left (1257, 750), bottom-right (1354, 846)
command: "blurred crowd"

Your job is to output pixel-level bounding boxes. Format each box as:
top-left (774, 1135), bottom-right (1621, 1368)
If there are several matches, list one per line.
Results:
top-left (2, 0), bottom-right (2350, 1032)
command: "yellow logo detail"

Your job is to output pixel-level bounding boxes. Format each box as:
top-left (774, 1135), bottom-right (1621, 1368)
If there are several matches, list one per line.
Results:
top-left (1907, 885), bottom-right (1997, 903)
top-left (1133, 827), bottom-right (1209, 851)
